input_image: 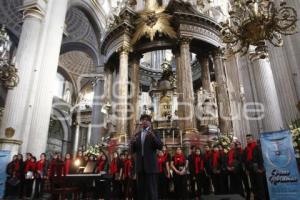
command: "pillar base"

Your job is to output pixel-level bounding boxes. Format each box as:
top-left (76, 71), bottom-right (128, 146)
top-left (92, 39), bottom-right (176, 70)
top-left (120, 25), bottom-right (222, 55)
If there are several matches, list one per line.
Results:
top-left (0, 138), bottom-right (22, 157)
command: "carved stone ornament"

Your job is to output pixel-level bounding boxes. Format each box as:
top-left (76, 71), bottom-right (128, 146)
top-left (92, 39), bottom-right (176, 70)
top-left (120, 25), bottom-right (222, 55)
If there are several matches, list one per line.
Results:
top-left (5, 127), bottom-right (15, 138)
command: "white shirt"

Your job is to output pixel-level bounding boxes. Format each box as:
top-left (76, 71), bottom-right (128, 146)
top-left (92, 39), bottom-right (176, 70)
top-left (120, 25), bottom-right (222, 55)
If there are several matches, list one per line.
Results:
top-left (141, 127), bottom-right (149, 156)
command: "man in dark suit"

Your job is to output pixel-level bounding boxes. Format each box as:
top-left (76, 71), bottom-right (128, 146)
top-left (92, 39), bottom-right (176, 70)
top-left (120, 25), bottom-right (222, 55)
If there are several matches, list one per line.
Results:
top-left (131, 114), bottom-right (163, 200)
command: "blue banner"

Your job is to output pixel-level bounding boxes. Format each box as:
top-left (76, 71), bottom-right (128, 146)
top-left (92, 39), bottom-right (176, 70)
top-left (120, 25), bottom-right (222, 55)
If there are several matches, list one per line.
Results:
top-left (260, 130), bottom-right (300, 200)
top-left (0, 150), bottom-right (10, 198)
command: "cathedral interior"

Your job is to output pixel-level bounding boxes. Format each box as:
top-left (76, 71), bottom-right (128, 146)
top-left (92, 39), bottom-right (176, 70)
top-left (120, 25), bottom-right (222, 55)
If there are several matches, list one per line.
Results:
top-left (0, 0), bottom-right (300, 157)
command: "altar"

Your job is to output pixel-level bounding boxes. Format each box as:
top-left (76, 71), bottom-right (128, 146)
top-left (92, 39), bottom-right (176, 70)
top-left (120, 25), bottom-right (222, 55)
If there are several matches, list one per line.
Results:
top-left (98, 0), bottom-right (233, 150)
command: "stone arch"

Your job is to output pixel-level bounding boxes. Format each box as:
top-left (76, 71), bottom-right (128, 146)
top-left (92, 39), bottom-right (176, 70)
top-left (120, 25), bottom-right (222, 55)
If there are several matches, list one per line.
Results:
top-left (68, 0), bottom-right (105, 43)
top-left (60, 42), bottom-right (99, 67)
top-left (57, 66), bottom-right (78, 104)
top-left (47, 107), bottom-right (72, 156)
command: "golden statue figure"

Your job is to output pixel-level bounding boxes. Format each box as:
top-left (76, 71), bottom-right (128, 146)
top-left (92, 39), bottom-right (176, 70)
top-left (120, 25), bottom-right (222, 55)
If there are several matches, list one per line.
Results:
top-left (131, 0), bottom-right (177, 45)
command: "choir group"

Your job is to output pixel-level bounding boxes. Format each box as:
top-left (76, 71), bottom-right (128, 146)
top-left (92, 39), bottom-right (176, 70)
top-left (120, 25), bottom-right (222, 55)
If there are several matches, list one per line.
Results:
top-left (4, 134), bottom-right (269, 200)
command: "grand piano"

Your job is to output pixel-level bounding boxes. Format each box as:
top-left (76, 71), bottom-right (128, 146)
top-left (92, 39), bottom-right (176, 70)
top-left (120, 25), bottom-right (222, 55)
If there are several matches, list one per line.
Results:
top-left (51, 162), bottom-right (112, 199)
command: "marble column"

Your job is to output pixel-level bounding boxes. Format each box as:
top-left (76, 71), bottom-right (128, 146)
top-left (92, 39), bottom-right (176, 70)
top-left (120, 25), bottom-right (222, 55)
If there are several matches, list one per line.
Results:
top-left (73, 124), bottom-right (80, 156)
top-left (177, 37), bottom-right (196, 133)
top-left (249, 49), bottom-right (284, 132)
top-left (268, 44), bottom-right (300, 125)
top-left (87, 123), bottom-right (92, 145)
top-left (91, 75), bottom-right (105, 145)
top-left (174, 49), bottom-right (184, 130)
top-left (104, 67), bottom-right (113, 104)
top-left (25, 0), bottom-right (69, 156)
top-left (198, 54), bottom-right (211, 92)
top-left (128, 54), bottom-right (141, 137)
top-left (0, 0), bottom-right (46, 156)
top-left (116, 46), bottom-right (129, 145)
top-left (213, 49), bottom-right (232, 134)
top-left (21, 0), bottom-right (57, 153)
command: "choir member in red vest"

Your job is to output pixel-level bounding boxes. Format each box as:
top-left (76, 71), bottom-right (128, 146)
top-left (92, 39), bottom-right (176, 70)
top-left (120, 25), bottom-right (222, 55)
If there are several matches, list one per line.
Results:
top-left (94, 153), bottom-right (109, 199)
top-left (124, 153), bottom-right (135, 200)
top-left (96, 154), bottom-right (109, 173)
top-left (218, 145), bottom-right (229, 194)
top-left (171, 147), bottom-right (188, 199)
top-left (188, 145), bottom-right (196, 198)
top-left (24, 153), bottom-right (36, 198)
top-left (110, 151), bottom-right (123, 199)
top-left (17, 153), bottom-right (25, 198)
top-left (162, 145), bottom-right (171, 198)
top-left (203, 145), bottom-right (212, 194)
top-left (157, 149), bottom-right (170, 199)
top-left (35, 153), bottom-right (49, 198)
top-left (49, 153), bottom-right (63, 178)
top-left (237, 141), bottom-right (251, 200)
top-left (5, 155), bottom-right (19, 198)
top-left (211, 145), bottom-right (222, 194)
top-left (227, 142), bottom-right (244, 196)
top-left (244, 135), bottom-right (268, 200)
top-left (194, 147), bottom-right (206, 198)
top-left (63, 153), bottom-right (72, 175)
top-left (75, 150), bottom-right (84, 171)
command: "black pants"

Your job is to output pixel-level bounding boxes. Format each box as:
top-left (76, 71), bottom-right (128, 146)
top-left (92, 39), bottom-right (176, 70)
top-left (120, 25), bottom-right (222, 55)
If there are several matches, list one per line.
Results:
top-left (158, 173), bottom-right (169, 199)
top-left (220, 171), bottom-right (229, 194)
top-left (189, 174), bottom-right (196, 198)
top-left (173, 174), bottom-right (187, 200)
top-left (19, 177), bottom-right (25, 198)
top-left (203, 173), bottom-right (211, 195)
top-left (24, 179), bottom-right (34, 198)
top-left (34, 178), bottom-right (45, 198)
top-left (241, 170), bottom-right (251, 200)
top-left (4, 177), bottom-right (20, 197)
top-left (249, 171), bottom-right (268, 200)
top-left (95, 179), bottom-right (110, 199)
top-left (112, 179), bottom-right (122, 199)
top-left (195, 172), bottom-right (206, 197)
top-left (229, 171), bottom-right (244, 196)
top-left (124, 177), bottom-right (134, 199)
top-left (212, 173), bottom-right (221, 194)
top-left (137, 172), bottom-right (158, 200)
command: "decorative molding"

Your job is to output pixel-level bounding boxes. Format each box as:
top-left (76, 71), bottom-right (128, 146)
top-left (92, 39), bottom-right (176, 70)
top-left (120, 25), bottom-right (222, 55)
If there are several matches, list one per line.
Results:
top-left (179, 24), bottom-right (222, 47)
top-left (179, 36), bottom-right (192, 45)
top-left (0, 138), bottom-right (22, 145)
top-left (116, 45), bottom-right (131, 55)
top-left (20, 0), bottom-right (47, 20)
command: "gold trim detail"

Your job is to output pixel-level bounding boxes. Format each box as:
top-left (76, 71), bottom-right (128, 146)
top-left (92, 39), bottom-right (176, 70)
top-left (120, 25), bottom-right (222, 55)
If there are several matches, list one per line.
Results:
top-left (5, 127), bottom-right (15, 138)
top-left (0, 138), bottom-right (22, 145)
top-left (131, 1), bottom-right (177, 45)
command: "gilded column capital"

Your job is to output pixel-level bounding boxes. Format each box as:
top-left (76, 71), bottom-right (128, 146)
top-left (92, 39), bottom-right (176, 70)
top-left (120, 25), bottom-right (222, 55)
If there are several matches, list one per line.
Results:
top-left (248, 43), bottom-right (269, 62)
top-left (212, 47), bottom-right (225, 59)
top-left (21, 0), bottom-right (47, 20)
top-left (249, 51), bottom-right (269, 62)
top-left (117, 45), bottom-right (131, 55)
top-left (179, 36), bottom-right (193, 46)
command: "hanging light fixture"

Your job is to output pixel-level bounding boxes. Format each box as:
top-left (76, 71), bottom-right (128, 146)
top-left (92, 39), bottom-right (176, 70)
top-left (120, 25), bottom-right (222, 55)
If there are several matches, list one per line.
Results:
top-left (0, 25), bottom-right (19, 89)
top-left (221, 0), bottom-right (298, 57)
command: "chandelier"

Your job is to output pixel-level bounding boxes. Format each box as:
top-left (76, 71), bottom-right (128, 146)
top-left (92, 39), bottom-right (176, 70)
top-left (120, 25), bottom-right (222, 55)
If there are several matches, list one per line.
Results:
top-left (221, 0), bottom-right (298, 57)
top-left (0, 25), bottom-right (19, 89)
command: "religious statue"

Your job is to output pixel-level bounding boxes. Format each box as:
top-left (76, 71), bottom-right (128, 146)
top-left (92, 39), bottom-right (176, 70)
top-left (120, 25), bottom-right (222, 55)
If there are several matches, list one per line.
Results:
top-left (157, 60), bottom-right (176, 90)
